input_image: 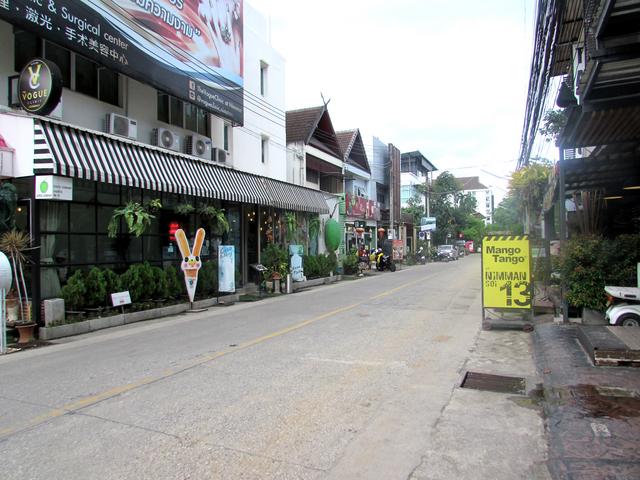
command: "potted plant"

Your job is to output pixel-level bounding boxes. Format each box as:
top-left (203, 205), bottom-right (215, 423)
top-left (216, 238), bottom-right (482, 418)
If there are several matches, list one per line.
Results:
top-left (5, 288), bottom-right (19, 324)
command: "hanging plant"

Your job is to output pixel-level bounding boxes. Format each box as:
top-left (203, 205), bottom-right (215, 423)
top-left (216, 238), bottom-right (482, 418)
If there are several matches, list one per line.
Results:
top-left (175, 203), bottom-right (195, 215)
top-left (284, 211), bottom-right (298, 243)
top-left (0, 182), bottom-right (17, 234)
top-left (107, 199), bottom-right (161, 238)
top-left (199, 205), bottom-right (230, 236)
top-left (308, 215), bottom-right (320, 239)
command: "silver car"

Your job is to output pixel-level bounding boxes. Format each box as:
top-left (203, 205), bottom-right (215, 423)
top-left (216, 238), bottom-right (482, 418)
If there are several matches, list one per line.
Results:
top-left (437, 244), bottom-right (458, 261)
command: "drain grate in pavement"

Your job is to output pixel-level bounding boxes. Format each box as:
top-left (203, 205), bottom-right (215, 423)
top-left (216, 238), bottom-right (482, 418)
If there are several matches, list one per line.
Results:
top-left (460, 371), bottom-right (526, 395)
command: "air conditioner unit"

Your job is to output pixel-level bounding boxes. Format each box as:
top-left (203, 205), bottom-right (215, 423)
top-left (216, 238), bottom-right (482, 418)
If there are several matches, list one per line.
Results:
top-left (212, 147), bottom-right (230, 165)
top-left (106, 113), bottom-right (138, 140)
top-left (185, 134), bottom-right (212, 159)
top-left (152, 128), bottom-right (181, 152)
top-left (572, 43), bottom-right (586, 103)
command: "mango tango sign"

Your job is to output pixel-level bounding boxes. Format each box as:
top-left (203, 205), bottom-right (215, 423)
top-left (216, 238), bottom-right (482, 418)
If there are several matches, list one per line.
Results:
top-left (482, 236), bottom-right (531, 309)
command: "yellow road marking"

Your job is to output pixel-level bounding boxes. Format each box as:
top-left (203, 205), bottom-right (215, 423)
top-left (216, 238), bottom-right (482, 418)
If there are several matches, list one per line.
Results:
top-left (1, 276), bottom-right (428, 440)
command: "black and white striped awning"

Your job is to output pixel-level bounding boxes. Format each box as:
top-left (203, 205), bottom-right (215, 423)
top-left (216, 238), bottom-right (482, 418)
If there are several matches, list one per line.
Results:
top-left (33, 119), bottom-right (328, 213)
top-left (262, 178), bottom-right (329, 214)
top-left (34, 119), bottom-right (271, 205)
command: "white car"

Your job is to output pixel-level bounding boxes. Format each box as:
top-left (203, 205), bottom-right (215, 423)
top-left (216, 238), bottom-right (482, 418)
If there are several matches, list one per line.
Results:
top-left (605, 286), bottom-right (640, 326)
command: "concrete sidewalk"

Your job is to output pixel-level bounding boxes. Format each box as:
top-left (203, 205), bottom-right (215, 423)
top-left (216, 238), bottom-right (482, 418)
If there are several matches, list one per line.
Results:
top-left (533, 321), bottom-right (640, 479)
top-left (409, 326), bottom-right (551, 479)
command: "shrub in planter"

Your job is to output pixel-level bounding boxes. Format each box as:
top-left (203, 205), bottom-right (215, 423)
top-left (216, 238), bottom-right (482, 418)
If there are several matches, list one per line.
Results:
top-left (558, 234), bottom-right (640, 312)
top-left (608, 234), bottom-right (640, 286)
top-left (558, 237), bottom-right (607, 311)
top-left (151, 266), bottom-right (169, 300)
top-left (61, 270), bottom-right (86, 311)
top-left (84, 267), bottom-right (107, 308)
top-left (305, 255), bottom-right (320, 278)
top-left (261, 243), bottom-right (288, 273)
top-left (164, 265), bottom-right (182, 300)
top-left (342, 249), bottom-right (359, 275)
top-left (120, 262), bottom-right (155, 303)
top-left (198, 260), bottom-right (218, 297)
top-left (316, 253), bottom-right (337, 277)
top-left (102, 268), bottom-right (121, 304)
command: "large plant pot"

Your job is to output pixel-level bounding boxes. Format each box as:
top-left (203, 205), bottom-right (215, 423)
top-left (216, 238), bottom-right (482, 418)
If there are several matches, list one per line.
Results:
top-left (6, 300), bottom-right (19, 322)
top-left (15, 323), bottom-right (36, 345)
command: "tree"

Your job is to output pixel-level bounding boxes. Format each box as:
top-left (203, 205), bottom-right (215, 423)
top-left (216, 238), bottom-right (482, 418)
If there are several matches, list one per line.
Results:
top-left (508, 159), bottom-right (552, 235)
top-left (401, 195), bottom-right (425, 227)
top-left (539, 109), bottom-right (567, 143)
top-left (489, 196), bottom-right (524, 235)
top-left (429, 172), bottom-right (478, 244)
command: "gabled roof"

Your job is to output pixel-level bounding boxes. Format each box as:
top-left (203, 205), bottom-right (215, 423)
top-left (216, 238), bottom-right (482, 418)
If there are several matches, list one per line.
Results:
top-left (336, 129), bottom-right (370, 174)
top-left (286, 106), bottom-right (325, 144)
top-left (286, 105), bottom-right (342, 158)
top-left (456, 176), bottom-right (488, 191)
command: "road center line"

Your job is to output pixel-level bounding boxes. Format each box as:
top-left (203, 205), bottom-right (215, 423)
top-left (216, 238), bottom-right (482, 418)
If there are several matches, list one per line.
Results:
top-left (0, 274), bottom-right (431, 440)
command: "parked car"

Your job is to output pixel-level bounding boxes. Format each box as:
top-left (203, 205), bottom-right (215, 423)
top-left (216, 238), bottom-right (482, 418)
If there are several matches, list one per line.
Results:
top-left (437, 244), bottom-right (458, 261)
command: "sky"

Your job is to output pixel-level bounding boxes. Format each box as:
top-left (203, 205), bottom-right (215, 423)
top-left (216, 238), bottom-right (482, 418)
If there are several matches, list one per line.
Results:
top-left (247, 0), bottom-right (548, 205)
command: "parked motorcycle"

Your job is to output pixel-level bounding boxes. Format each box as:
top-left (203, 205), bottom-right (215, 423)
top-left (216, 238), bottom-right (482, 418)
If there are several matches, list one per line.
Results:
top-left (605, 286), bottom-right (640, 326)
top-left (373, 248), bottom-right (396, 272)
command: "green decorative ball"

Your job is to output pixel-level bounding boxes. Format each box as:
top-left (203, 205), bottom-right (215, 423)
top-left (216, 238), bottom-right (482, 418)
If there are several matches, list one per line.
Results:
top-left (325, 219), bottom-right (341, 251)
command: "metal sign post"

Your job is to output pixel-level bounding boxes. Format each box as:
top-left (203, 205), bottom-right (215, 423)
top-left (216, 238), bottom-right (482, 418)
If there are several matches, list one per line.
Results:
top-left (481, 235), bottom-right (533, 330)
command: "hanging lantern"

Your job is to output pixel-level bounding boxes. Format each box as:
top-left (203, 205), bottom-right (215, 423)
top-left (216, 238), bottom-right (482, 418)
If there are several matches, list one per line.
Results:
top-left (355, 227), bottom-right (365, 235)
top-left (325, 219), bottom-right (341, 251)
top-left (377, 227), bottom-right (385, 239)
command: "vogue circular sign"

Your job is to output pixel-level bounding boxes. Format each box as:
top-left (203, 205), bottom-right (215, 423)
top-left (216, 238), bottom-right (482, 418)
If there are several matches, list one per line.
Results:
top-left (19, 58), bottom-right (63, 115)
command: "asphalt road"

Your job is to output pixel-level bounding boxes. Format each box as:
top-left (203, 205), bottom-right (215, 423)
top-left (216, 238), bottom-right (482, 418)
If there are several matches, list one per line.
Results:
top-left (0, 255), bottom-right (531, 479)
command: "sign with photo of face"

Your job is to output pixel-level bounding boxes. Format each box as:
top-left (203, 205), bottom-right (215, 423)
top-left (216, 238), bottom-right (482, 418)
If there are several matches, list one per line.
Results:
top-left (2, 0), bottom-right (244, 124)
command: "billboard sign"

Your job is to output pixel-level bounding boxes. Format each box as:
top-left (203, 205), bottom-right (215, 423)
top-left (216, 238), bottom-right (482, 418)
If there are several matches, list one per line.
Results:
top-left (18, 58), bottom-right (63, 115)
top-left (481, 236), bottom-right (531, 309)
top-left (420, 216), bottom-right (436, 231)
top-left (1, 0), bottom-right (244, 124)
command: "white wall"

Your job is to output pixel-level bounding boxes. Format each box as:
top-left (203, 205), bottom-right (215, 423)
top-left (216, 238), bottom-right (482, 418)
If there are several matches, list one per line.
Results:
top-left (233, 4), bottom-right (286, 181)
top-left (0, 6), bottom-right (288, 181)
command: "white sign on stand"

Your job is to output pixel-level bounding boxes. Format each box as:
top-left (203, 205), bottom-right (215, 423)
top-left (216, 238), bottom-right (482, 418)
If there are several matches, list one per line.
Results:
top-left (111, 291), bottom-right (131, 307)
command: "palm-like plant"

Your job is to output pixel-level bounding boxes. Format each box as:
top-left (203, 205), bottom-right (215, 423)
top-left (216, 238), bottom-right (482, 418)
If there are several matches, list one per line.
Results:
top-left (0, 230), bottom-right (37, 323)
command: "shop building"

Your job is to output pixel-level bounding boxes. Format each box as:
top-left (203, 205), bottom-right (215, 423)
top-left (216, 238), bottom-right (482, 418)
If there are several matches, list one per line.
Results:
top-left (336, 129), bottom-right (379, 252)
top-left (0, 1), bottom-right (328, 323)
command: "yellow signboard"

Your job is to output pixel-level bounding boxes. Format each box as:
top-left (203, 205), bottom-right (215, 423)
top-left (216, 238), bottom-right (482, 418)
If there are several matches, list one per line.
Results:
top-left (482, 236), bottom-right (531, 309)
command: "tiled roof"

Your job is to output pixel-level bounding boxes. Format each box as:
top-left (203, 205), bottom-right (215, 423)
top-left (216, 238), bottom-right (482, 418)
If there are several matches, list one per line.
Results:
top-left (286, 106), bottom-right (325, 144)
top-left (456, 176), bottom-right (488, 191)
top-left (336, 130), bottom-right (357, 158)
top-left (336, 129), bottom-right (370, 173)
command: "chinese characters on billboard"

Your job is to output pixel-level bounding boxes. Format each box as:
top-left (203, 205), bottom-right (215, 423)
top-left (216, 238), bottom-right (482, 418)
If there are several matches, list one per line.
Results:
top-left (0, 0), bottom-right (244, 124)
